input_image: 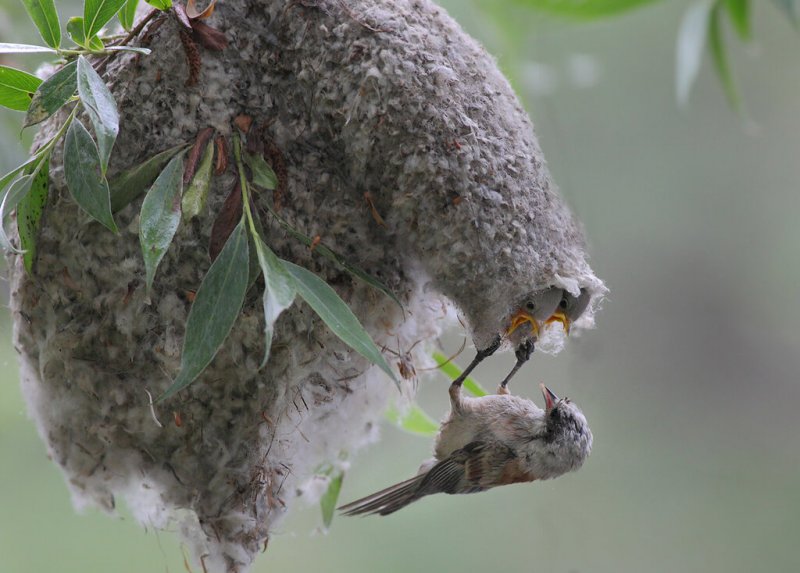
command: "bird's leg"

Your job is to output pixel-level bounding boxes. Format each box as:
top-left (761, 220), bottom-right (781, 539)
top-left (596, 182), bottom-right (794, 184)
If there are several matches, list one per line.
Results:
top-left (497, 340), bottom-right (535, 395)
top-left (450, 335), bottom-right (502, 390)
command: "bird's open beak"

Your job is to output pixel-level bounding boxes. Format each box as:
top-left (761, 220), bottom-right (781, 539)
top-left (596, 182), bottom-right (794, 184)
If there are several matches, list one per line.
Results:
top-left (540, 383), bottom-right (559, 412)
top-left (507, 309), bottom-right (540, 337)
top-left (546, 310), bottom-right (571, 335)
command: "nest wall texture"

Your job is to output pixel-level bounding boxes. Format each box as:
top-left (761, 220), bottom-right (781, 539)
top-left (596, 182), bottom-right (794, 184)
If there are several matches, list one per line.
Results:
top-left (8, 0), bottom-right (604, 571)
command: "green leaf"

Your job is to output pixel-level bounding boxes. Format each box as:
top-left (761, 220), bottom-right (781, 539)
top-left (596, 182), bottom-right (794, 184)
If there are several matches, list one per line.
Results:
top-left (145, 0), bottom-right (172, 10)
top-left (265, 205), bottom-right (403, 311)
top-left (84, 0), bottom-right (127, 40)
top-left (67, 17), bottom-right (104, 51)
top-left (282, 260), bottom-right (399, 386)
top-left (385, 403), bottom-right (439, 437)
top-left (76, 56), bottom-right (119, 174)
top-left (139, 153), bottom-right (184, 293)
top-left (0, 153), bottom-right (47, 195)
top-left (432, 350), bottom-right (489, 397)
top-left (334, 254), bottom-right (404, 312)
top-left (0, 150), bottom-right (50, 252)
top-left (3, 112), bottom-right (75, 251)
top-left (24, 61), bottom-right (77, 128)
top-left (245, 207), bottom-right (267, 288)
top-left (244, 152), bottom-right (278, 190)
top-left (63, 119), bottom-right (118, 232)
top-left (709, 3), bottom-right (741, 111)
top-left (320, 471), bottom-right (344, 529)
top-left (109, 143), bottom-right (188, 212)
top-left (159, 220), bottom-right (249, 401)
top-left (0, 176), bottom-right (34, 253)
top-left (513, 0), bottom-right (660, 19)
top-left (725, 0), bottom-right (751, 40)
top-left (0, 65), bottom-right (42, 111)
top-left (20, 0), bottom-right (61, 49)
top-left (0, 43), bottom-right (56, 54)
top-left (252, 236), bottom-right (296, 367)
top-left (182, 140), bottom-right (214, 220)
top-left (103, 46), bottom-right (152, 55)
top-left (17, 156), bottom-right (50, 273)
top-left (119, 0), bottom-right (139, 31)
top-left (676, 0), bottom-right (714, 106)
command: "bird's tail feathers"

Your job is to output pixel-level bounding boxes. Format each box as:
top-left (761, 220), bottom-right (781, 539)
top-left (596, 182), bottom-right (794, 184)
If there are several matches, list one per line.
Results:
top-left (338, 474), bottom-right (425, 516)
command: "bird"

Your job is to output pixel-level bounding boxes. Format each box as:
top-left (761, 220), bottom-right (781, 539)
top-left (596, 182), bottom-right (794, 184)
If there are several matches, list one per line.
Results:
top-left (444, 286), bottom-right (565, 395)
top-left (496, 287), bottom-right (595, 394)
top-left (339, 381), bottom-right (592, 517)
top-left (505, 287), bottom-right (564, 348)
top-left (547, 288), bottom-right (593, 335)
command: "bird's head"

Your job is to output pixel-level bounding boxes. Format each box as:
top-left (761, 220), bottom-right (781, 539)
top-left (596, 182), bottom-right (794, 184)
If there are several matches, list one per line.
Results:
top-left (504, 287), bottom-right (563, 347)
top-left (545, 288), bottom-right (592, 335)
top-left (541, 384), bottom-right (592, 463)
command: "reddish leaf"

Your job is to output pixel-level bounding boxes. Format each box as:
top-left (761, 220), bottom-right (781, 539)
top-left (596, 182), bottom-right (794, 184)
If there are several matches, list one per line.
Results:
top-left (214, 134), bottom-right (228, 174)
top-left (191, 20), bottom-right (228, 51)
top-left (263, 138), bottom-right (287, 211)
top-left (208, 181), bottom-right (241, 261)
top-left (184, 126), bottom-right (214, 184)
top-left (234, 114), bottom-right (252, 133)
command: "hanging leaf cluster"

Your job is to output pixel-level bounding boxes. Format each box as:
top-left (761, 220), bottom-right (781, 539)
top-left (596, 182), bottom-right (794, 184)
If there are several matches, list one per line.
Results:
top-left (157, 133), bottom-right (401, 400)
top-left (1, 0), bottom-right (403, 402)
top-left (0, 0), bottom-right (175, 270)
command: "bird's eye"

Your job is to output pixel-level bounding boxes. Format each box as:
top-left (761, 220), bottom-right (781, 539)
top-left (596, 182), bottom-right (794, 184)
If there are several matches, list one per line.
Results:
top-left (559, 299), bottom-right (568, 309)
top-left (526, 301), bottom-right (535, 311)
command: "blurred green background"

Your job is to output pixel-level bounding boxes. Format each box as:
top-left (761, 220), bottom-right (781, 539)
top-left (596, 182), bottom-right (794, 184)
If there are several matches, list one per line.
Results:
top-left (2, 1), bottom-right (800, 572)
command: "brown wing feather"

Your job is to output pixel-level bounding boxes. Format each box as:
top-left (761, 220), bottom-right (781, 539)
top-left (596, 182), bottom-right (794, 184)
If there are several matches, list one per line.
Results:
top-left (495, 456), bottom-right (538, 486)
top-left (338, 474), bottom-right (425, 516)
top-left (463, 441), bottom-right (531, 489)
top-left (339, 441), bottom-right (536, 517)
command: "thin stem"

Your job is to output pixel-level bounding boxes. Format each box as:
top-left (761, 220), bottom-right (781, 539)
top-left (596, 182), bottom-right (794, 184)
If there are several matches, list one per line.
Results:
top-left (116, 9), bottom-right (160, 48)
top-left (94, 9), bottom-right (161, 75)
top-left (232, 133), bottom-right (259, 238)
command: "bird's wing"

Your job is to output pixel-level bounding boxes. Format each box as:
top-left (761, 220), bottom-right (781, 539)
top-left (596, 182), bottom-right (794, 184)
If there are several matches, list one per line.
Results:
top-left (338, 474), bottom-right (425, 516)
top-left (426, 440), bottom-right (538, 492)
top-left (416, 444), bottom-right (477, 495)
top-left (339, 442), bottom-right (537, 517)
top-left (417, 440), bottom-right (518, 495)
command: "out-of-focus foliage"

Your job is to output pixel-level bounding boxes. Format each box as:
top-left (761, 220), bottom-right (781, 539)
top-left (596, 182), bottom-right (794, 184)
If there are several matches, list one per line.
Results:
top-left (513, 0), bottom-right (660, 19)
top-left (513, 0), bottom-right (797, 112)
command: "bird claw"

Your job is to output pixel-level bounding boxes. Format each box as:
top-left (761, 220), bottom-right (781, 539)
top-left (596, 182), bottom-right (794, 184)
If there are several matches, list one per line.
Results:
top-left (515, 339), bottom-right (534, 362)
top-left (450, 335), bottom-right (502, 389)
top-left (497, 340), bottom-right (535, 393)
